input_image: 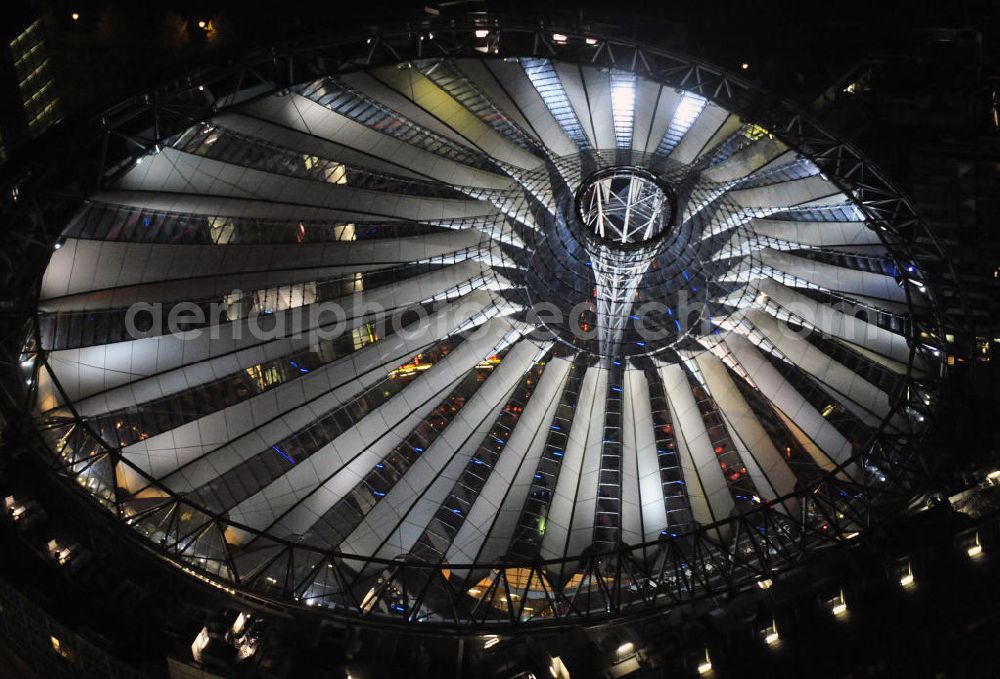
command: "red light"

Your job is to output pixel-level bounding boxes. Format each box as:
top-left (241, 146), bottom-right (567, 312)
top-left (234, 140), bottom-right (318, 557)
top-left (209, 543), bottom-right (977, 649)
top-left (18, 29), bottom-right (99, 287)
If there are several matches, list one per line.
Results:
top-left (714, 445), bottom-right (725, 454)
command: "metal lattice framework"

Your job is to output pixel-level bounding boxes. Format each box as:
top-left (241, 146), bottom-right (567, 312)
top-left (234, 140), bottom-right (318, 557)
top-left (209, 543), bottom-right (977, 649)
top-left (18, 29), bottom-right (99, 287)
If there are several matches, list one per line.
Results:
top-left (578, 167), bottom-right (674, 359)
top-left (2, 18), bottom-right (959, 633)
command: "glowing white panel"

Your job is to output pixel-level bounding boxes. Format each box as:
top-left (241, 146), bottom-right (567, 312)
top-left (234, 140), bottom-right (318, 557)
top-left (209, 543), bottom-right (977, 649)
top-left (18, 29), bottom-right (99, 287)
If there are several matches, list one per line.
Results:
top-left (134, 296), bottom-right (493, 489)
top-left (670, 104), bottom-right (732, 165)
top-left (759, 249), bottom-right (908, 304)
top-left (578, 66), bottom-right (615, 150)
top-left (754, 278), bottom-right (914, 371)
top-left (368, 65), bottom-right (542, 171)
top-left (626, 368), bottom-right (668, 543)
top-left (481, 60), bottom-right (577, 158)
top-left (564, 366), bottom-right (609, 561)
top-left (658, 363), bottom-right (733, 534)
top-left (230, 316), bottom-right (514, 533)
top-left (729, 175), bottom-right (843, 211)
top-left (655, 92), bottom-right (706, 157)
top-left (342, 70), bottom-right (484, 148)
top-left (693, 351), bottom-right (797, 502)
top-left (702, 136), bottom-right (788, 183)
top-left (449, 356), bottom-right (572, 565)
top-left (630, 79), bottom-right (661, 153)
top-left (359, 341), bottom-right (540, 560)
top-left (113, 148), bottom-right (493, 225)
top-left (723, 332), bottom-right (850, 470)
top-left (215, 111), bottom-right (428, 180)
top-left (620, 367), bottom-right (646, 546)
top-left (549, 61), bottom-right (599, 149)
top-left (243, 92), bottom-right (513, 190)
top-left (539, 366), bottom-right (603, 563)
top-left (747, 310), bottom-right (891, 426)
top-left (44, 262), bottom-right (486, 404)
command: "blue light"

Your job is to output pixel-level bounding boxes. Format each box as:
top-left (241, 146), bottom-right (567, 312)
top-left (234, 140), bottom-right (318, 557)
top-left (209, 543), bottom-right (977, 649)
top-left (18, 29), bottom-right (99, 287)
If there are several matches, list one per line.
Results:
top-left (552, 450), bottom-right (563, 457)
top-left (473, 457), bottom-right (484, 465)
top-left (451, 507), bottom-right (462, 515)
top-left (413, 447), bottom-right (424, 453)
top-left (674, 320), bottom-right (682, 332)
top-left (612, 360), bottom-right (621, 366)
top-left (494, 437), bottom-right (505, 445)
top-left (635, 341), bottom-right (646, 347)
top-left (373, 490), bottom-right (386, 497)
top-left (611, 386), bottom-right (623, 393)
top-left (290, 361), bottom-right (300, 368)
top-left (629, 315), bottom-right (640, 320)
top-left (375, 463), bottom-right (384, 470)
top-left (534, 473), bottom-right (543, 480)
top-left (550, 425), bottom-right (561, 431)
top-left (682, 270), bottom-right (690, 281)
top-left (271, 445), bottom-right (296, 464)
top-left (666, 307), bottom-right (673, 317)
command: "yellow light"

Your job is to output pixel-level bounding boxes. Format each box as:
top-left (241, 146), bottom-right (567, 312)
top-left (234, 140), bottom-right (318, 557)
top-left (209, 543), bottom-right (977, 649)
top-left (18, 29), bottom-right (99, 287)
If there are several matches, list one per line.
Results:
top-left (475, 29), bottom-right (489, 38)
top-left (50, 636), bottom-right (61, 652)
top-left (741, 62), bottom-right (750, 70)
top-left (765, 629), bottom-right (779, 645)
top-left (832, 602), bottom-right (847, 616)
top-left (757, 578), bottom-right (772, 590)
top-left (586, 37), bottom-right (598, 45)
top-left (71, 12), bottom-right (80, 21)
top-left (552, 33), bottom-right (568, 44)
top-left (697, 660), bottom-right (713, 675)
top-left (968, 544), bottom-right (983, 558)
top-left (198, 20), bottom-right (207, 28)
top-left (617, 641), bottom-right (635, 656)
top-left (899, 573), bottom-right (914, 587)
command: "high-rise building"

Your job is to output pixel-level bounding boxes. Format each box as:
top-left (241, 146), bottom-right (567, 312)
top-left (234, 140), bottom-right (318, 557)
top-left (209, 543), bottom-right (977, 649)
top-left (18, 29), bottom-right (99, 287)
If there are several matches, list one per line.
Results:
top-left (0, 9), bottom-right (61, 166)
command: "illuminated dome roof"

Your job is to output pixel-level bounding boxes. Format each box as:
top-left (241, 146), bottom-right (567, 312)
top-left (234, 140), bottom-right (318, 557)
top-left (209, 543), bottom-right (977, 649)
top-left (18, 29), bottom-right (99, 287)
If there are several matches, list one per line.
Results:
top-left (21, 27), bottom-right (946, 629)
